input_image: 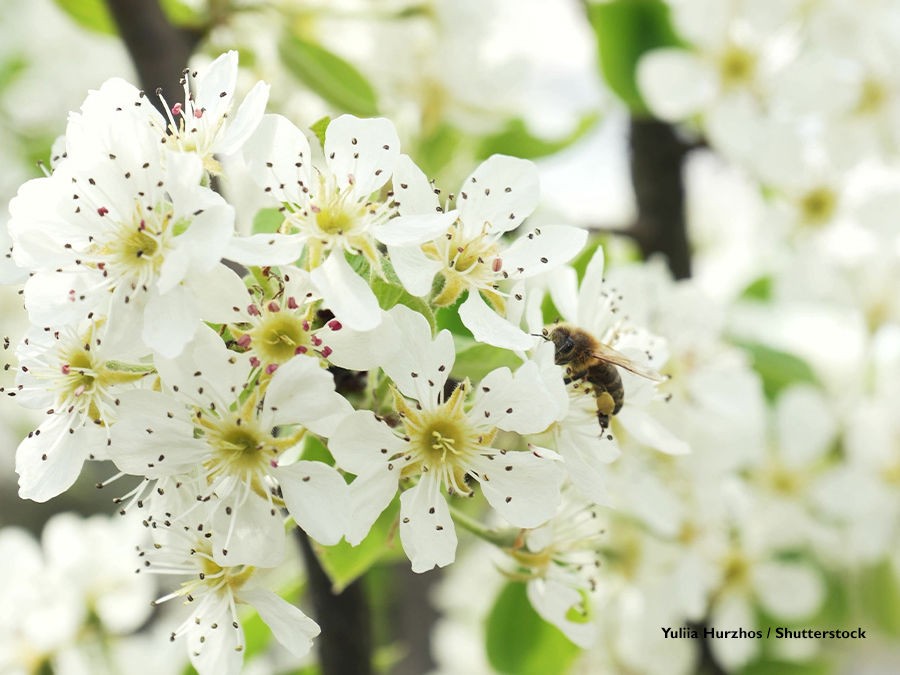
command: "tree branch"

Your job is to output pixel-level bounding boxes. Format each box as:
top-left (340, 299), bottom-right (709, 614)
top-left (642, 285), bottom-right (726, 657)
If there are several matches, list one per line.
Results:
top-left (628, 117), bottom-right (693, 279)
top-left (296, 529), bottom-right (374, 675)
top-left (103, 0), bottom-right (203, 116)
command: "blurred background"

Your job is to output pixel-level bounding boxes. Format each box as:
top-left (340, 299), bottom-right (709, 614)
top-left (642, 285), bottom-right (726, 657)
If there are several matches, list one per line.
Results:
top-left (2, 0), bottom-right (900, 673)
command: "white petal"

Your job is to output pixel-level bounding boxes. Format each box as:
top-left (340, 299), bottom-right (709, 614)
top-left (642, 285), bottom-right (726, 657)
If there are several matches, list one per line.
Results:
top-left (459, 290), bottom-right (532, 351)
top-left (708, 591), bottom-right (758, 670)
top-left (16, 415), bottom-right (97, 502)
top-left (311, 251), bottom-right (381, 331)
top-left (212, 492), bottom-right (285, 567)
top-left (547, 265), bottom-right (580, 325)
top-left (324, 115), bottom-right (401, 198)
top-left (468, 362), bottom-right (563, 434)
top-left (472, 449), bottom-right (564, 528)
top-left (502, 225), bottom-right (587, 280)
top-left (142, 286), bottom-right (200, 358)
top-left (23, 270), bottom-right (103, 327)
top-left (155, 323), bottom-right (251, 410)
top-left (263, 354), bottom-right (352, 434)
top-left (399, 476), bottom-right (457, 573)
top-left (391, 154), bottom-right (440, 215)
top-left (457, 155), bottom-right (539, 237)
top-left (380, 304), bottom-right (454, 404)
top-left (277, 461), bottom-right (350, 546)
top-left (576, 245), bottom-right (605, 329)
top-left (109, 390), bottom-right (208, 477)
top-left (617, 406), bottom-right (690, 455)
top-left (239, 587), bottom-right (320, 658)
top-left (374, 210), bottom-right (457, 247)
top-left (196, 51), bottom-right (239, 122)
top-left (187, 263), bottom-right (253, 324)
top-left (637, 49), bottom-right (716, 122)
top-left (224, 233), bottom-right (305, 266)
top-left (216, 80), bottom-right (270, 156)
top-left (317, 313), bottom-right (396, 371)
top-left (346, 463), bottom-right (400, 545)
top-left (387, 244), bottom-right (442, 297)
top-left (527, 579), bottom-right (597, 648)
top-left (328, 410), bottom-right (406, 475)
top-left (242, 113), bottom-right (313, 204)
top-left (186, 594), bottom-right (244, 675)
top-left (752, 561), bottom-right (824, 620)
top-left (775, 385), bottom-right (836, 467)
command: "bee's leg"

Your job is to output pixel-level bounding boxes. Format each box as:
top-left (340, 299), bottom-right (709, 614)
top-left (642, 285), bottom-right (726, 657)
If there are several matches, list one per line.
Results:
top-left (596, 391), bottom-right (616, 429)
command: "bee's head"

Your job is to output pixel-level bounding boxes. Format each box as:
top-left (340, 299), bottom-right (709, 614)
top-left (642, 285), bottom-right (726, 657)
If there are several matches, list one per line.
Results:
top-left (548, 326), bottom-right (576, 365)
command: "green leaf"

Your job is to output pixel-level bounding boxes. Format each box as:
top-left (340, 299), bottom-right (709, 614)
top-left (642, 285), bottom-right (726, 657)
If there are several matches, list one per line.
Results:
top-left (732, 340), bottom-right (819, 401)
top-left (586, 0), bottom-right (682, 114)
top-left (53, 0), bottom-right (117, 35)
top-left (478, 113), bottom-right (601, 160)
top-left (740, 660), bottom-right (831, 675)
top-left (451, 338), bottom-right (521, 382)
top-left (159, 0), bottom-right (206, 27)
top-left (858, 560), bottom-right (900, 636)
top-left (416, 123), bottom-right (464, 178)
top-left (486, 582), bottom-right (581, 675)
top-left (740, 276), bottom-right (773, 301)
top-left (0, 55), bottom-right (27, 94)
top-left (252, 207), bottom-right (284, 234)
top-left (278, 32), bottom-right (378, 116)
top-left (310, 116), bottom-right (331, 147)
top-left (314, 496), bottom-right (403, 592)
top-left (435, 296), bottom-right (473, 339)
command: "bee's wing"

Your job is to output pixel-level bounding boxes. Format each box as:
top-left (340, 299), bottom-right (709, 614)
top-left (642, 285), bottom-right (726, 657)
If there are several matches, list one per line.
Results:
top-left (592, 343), bottom-right (666, 381)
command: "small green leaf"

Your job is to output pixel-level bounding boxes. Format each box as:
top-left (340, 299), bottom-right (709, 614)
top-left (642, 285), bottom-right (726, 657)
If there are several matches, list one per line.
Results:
top-left (300, 434), bottom-right (335, 466)
top-left (586, 0), bottom-right (682, 114)
top-left (732, 341), bottom-right (818, 400)
top-left (53, 0), bottom-right (117, 35)
top-left (416, 123), bottom-right (464, 177)
top-left (371, 276), bottom-right (436, 333)
top-left (252, 207), bottom-right (284, 234)
top-left (315, 497), bottom-right (403, 592)
top-left (740, 276), bottom-right (773, 301)
top-left (435, 296), bottom-right (473, 338)
top-left (451, 338), bottom-right (521, 382)
top-left (159, 0), bottom-right (206, 27)
top-left (278, 32), bottom-right (378, 116)
top-left (310, 116), bottom-right (331, 147)
top-left (478, 113), bottom-right (601, 160)
top-left (486, 582), bottom-right (581, 675)
top-left (0, 55), bottom-right (27, 94)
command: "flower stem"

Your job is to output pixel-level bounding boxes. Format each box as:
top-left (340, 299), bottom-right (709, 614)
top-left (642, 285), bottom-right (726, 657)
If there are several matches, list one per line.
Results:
top-left (449, 505), bottom-right (520, 548)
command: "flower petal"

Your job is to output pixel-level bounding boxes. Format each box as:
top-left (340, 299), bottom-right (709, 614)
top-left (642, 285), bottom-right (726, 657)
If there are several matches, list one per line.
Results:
top-left (277, 461), bottom-right (350, 546)
top-left (216, 80), bottom-right (270, 156)
top-left (242, 113), bottom-right (313, 204)
top-left (346, 463), bottom-right (401, 545)
top-left (459, 290), bottom-right (532, 351)
top-left (502, 225), bottom-right (587, 280)
top-left (391, 154), bottom-right (440, 215)
top-left (399, 476), bottom-right (457, 573)
top-left (212, 491), bottom-right (285, 568)
top-left (239, 587), bottom-right (320, 659)
top-left (262, 354), bottom-right (352, 435)
top-left (387, 244), bottom-right (443, 297)
top-left (468, 362), bottom-right (564, 434)
top-left (142, 285), bottom-right (200, 358)
top-left (527, 579), bottom-right (597, 648)
top-left (224, 233), bottom-right (305, 266)
top-left (752, 561), bottom-right (824, 620)
top-left (637, 49), bottom-right (716, 122)
top-left (328, 410), bottom-right (406, 475)
top-left (324, 115), bottom-right (400, 198)
top-left (373, 210), bottom-right (457, 247)
top-left (310, 251), bottom-right (381, 331)
top-left (617, 406), bottom-right (690, 455)
top-left (471, 448), bottom-right (564, 528)
top-left (16, 415), bottom-right (98, 502)
top-left (457, 154), bottom-right (540, 237)
top-left (186, 594), bottom-right (244, 675)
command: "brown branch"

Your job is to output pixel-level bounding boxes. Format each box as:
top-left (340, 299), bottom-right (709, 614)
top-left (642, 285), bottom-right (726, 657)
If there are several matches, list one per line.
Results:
top-left (628, 117), bottom-right (693, 279)
top-left (103, 0), bottom-right (204, 116)
top-left (296, 529), bottom-right (374, 675)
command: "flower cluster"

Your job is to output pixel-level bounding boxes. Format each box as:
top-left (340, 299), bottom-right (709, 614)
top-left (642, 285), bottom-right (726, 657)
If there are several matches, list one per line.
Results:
top-left (4, 51), bottom-right (674, 672)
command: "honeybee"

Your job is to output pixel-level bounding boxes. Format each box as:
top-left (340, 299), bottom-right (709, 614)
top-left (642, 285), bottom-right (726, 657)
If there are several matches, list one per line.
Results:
top-left (543, 324), bottom-right (665, 428)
